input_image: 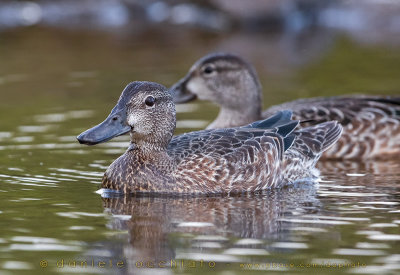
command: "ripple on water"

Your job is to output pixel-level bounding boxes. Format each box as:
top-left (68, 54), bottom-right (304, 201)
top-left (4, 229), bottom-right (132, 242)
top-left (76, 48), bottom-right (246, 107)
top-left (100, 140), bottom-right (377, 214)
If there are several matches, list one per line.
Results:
top-left (9, 243), bottom-right (82, 252)
top-left (311, 258), bottom-right (352, 265)
top-left (278, 218), bottom-right (352, 225)
top-left (88, 163), bottom-right (108, 169)
top-left (332, 248), bottom-right (386, 256)
top-left (320, 184), bottom-right (365, 189)
top-left (12, 236), bottom-right (66, 243)
top-left (7, 167), bottom-right (24, 172)
top-left (269, 242), bottom-right (309, 249)
top-left (355, 242), bottom-right (390, 249)
top-left (50, 168), bottom-right (103, 180)
top-left (234, 238), bottom-right (264, 245)
top-left (0, 143), bottom-right (82, 151)
top-left (56, 212), bottom-right (107, 219)
top-left (375, 254), bottom-right (400, 264)
top-left (289, 227), bottom-right (328, 233)
top-left (223, 248), bottom-right (269, 255)
top-left (33, 113), bottom-right (67, 123)
top-left (9, 236), bottom-right (83, 252)
top-left (318, 191), bottom-right (387, 197)
top-left (67, 110), bottom-right (95, 118)
top-left (12, 136), bottom-right (34, 143)
top-left (33, 110), bottom-right (94, 123)
top-left (301, 215), bottom-right (370, 222)
top-left (192, 242), bottom-right (222, 249)
top-left (17, 125), bottom-right (54, 133)
top-left (176, 222), bottom-right (215, 228)
top-left (10, 198), bottom-right (42, 202)
top-left (389, 210), bottom-right (400, 213)
top-left (2, 261), bottom-right (33, 270)
top-left (368, 234), bottom-right (400, 241)
top-left (192, 235), bottom-right (229, 242)
top-left (99, 141), bottom-right (129, 148)
top-left (175, 252), bottom-right (240, 263)
top-left (369, 223), bottom-right (398, 228)
top-left (58, 136), bottom-right (79, 142)
top-left (346, 173), bottom-right (366, 177)
top-left (0, 132), bottom-right (12, 139)
top-left (69, 226), bottom-right (95, 231)
top-left (6, 175), bottom-right (59, 188)
top-left (359, 201), bottom-right (399, 206)
top-left (355, 230), bottom-right (383, 236)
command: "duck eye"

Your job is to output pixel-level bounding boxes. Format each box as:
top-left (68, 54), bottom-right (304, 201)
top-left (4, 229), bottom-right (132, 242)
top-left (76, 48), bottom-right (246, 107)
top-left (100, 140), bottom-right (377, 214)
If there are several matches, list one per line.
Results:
top-left (145, 96), bottom-right (155, 107)
top-left (203, 66), bottom-right (214, 74)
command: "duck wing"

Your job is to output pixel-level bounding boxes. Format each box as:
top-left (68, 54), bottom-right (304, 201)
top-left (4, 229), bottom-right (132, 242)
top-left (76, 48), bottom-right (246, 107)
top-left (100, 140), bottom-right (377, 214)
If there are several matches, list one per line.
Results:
top-left (263, 96), bottom-right (400, 126)
top-left (263, 96), bottom-right (400, 159)
top-left (167, 111), bottom-right (300, 192)
top-left (168, 110), bottom-right (298, 164)
top-left (168, 111), bottom-right (343, 193)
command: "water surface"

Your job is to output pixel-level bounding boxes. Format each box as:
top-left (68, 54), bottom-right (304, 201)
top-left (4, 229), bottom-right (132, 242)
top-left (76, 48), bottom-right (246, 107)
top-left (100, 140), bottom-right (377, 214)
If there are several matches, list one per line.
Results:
top-left (0, 27), bottom-right (399, 275)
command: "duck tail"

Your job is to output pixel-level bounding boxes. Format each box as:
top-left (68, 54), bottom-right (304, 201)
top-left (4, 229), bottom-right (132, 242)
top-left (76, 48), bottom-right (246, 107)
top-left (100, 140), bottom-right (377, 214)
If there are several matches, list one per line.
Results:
top-left (279, 121), bottom-right (342, 187)
top-left (293, 121), bottom-right (343, 159)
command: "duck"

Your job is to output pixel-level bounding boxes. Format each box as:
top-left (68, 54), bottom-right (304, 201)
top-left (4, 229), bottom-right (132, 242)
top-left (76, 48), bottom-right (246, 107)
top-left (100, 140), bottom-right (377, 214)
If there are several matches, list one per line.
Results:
top-left (77, 81), bottom-right (342, 194)
top-left (170, 53), bottom-right (400, 160)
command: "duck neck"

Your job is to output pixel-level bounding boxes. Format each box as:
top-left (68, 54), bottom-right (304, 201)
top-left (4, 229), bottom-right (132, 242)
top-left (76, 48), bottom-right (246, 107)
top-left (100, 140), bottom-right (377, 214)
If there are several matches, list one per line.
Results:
top-left (208, 68), bottom-right (263, 129)
top-left (208, 105), bottom-right (261, 129)
top-left (128, 110), bottom-right (176, 169)
top-left (128, 142), bottom-right (175, 172)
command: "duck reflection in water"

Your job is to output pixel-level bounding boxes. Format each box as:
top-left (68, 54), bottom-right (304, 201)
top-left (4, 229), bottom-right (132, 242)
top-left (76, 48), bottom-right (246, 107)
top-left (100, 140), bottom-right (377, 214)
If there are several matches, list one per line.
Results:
top-left (100, 185), bottom-right (321, 273)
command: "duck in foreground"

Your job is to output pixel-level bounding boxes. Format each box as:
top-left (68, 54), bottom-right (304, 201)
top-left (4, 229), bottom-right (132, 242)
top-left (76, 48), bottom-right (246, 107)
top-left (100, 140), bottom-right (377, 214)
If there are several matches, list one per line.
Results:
top-left (171, 53), bottom-right (400, 160)
top-left (77, 81), bottom-right (342, 194)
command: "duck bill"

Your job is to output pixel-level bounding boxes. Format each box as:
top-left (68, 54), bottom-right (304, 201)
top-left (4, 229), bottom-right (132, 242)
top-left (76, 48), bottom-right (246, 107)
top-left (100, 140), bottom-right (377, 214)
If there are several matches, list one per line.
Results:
top-left (170, 75), bottom-right (197, 104)
top-left (77, 108), bottom-right (131, 145)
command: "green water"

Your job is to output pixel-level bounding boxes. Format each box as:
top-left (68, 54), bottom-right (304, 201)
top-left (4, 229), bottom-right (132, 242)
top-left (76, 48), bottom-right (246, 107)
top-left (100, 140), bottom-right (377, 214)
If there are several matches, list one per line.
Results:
top-left (0, 28), bottom-right (399, 275)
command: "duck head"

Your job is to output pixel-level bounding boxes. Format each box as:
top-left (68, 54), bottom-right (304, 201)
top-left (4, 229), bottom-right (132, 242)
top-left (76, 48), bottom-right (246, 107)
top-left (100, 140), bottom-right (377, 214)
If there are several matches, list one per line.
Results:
top-left (77, 81), bottom-right (176, 150)
top-left (170, 53), bottom-right (263, 128)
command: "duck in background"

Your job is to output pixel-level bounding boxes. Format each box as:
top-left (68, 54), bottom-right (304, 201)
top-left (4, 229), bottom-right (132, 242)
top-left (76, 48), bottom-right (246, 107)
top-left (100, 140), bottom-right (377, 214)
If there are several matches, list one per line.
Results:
top-left (77, 81), bottom-right (342, 194)
top-left (170, 53), bottom-right (400, 160)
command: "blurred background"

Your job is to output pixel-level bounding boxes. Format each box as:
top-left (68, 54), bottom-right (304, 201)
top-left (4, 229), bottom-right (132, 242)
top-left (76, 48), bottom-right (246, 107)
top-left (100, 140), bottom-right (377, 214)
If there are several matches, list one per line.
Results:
top-left (1, 0), bottom-right (400, 134)
top-left (1, 1), bottom-right (400, 275)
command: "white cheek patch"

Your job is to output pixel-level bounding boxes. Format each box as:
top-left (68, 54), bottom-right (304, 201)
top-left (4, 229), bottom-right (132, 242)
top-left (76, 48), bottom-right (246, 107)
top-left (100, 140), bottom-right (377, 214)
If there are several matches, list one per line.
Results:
top-left (127, 113), bottom-right (139, 127)
top-left (187, 78), bottom-right (204, 95)
top-left (187, 77), bottom-right (212, 101)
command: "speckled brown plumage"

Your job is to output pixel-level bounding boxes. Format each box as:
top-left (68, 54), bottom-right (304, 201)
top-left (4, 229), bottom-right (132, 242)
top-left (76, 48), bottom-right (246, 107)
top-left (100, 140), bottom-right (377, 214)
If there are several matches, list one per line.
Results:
top-left (170, 52), bottom-right (400, 160)
top-left (79, 81), bottom-right (342, 195)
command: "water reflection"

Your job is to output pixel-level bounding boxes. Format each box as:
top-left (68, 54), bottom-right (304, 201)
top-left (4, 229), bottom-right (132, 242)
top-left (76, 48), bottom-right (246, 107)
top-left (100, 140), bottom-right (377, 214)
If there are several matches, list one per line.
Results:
top-left (100, 186), bottom-right (321, 272)
top-left (92, 159), bottom-right (400, 274)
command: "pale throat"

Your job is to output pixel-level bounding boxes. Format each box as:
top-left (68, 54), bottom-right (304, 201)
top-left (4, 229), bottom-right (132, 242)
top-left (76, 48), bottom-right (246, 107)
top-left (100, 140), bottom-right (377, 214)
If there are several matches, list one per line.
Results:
top-left (208, 105), bottom-right (261, 129)
top-left (211, 72), bottom-right (262, 128)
